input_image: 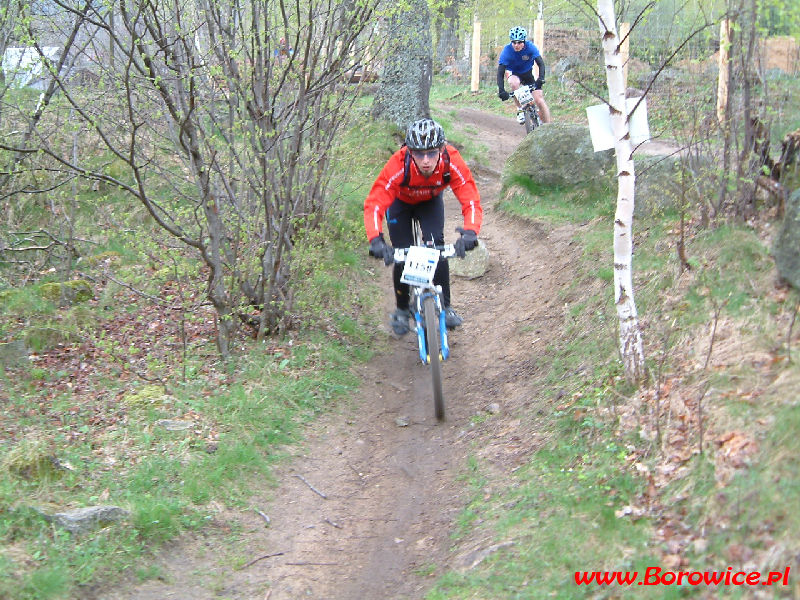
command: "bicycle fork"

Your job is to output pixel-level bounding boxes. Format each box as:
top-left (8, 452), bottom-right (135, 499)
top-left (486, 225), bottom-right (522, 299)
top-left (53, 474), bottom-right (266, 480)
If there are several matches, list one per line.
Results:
top-left (414, 287), bottom-right (450, 364)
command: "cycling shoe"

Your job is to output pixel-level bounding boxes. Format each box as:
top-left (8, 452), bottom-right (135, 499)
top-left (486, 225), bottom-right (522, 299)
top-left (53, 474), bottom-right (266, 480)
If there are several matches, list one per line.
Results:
top-left (444, 307), bottom-right (463, 329)
top-left (390, 308), bottom-right (412, 336)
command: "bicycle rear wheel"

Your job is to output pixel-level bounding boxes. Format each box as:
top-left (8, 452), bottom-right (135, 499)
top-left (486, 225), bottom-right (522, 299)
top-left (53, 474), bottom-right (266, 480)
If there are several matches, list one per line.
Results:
top-left (422, 294), bottom-right (445, 421)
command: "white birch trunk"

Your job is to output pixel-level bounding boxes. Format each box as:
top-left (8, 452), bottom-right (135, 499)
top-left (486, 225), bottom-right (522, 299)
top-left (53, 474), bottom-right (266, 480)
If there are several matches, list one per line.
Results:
top-left (597, 0), bottom-right (647, 383)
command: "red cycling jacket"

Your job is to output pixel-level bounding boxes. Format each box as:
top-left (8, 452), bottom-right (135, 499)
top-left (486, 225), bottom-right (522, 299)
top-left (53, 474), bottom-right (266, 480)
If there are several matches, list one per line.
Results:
top-left (363, 145), bottom-right (482, 241)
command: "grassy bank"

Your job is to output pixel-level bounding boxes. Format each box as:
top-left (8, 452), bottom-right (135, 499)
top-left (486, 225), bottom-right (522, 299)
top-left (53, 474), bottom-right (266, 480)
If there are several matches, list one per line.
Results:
top-left (0, 113), bottom-right (405, 599)
top-left (423, 89), bottom-right (800, 597)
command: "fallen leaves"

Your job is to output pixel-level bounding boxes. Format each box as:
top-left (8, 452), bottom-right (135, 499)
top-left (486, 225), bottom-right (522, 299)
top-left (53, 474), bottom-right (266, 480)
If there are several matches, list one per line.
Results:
top-left (714, 430), bottom-right (759, 486)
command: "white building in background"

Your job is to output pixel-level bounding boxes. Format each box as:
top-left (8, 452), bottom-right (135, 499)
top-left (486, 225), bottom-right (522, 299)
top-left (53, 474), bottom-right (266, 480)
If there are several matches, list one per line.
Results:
top-left (2, 46), bottom-right (62, 89)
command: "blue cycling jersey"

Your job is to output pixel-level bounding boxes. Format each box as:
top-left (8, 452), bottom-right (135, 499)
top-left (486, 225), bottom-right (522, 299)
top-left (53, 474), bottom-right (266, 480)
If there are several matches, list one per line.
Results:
top-left (498, 41), bottom-right (541, 74)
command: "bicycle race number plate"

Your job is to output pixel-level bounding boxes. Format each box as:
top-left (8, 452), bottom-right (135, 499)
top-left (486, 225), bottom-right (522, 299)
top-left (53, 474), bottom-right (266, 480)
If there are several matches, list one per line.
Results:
top-left (514, 86), bottom-right (533, 106)
top-left (400, 246), bottom-right (439, 286)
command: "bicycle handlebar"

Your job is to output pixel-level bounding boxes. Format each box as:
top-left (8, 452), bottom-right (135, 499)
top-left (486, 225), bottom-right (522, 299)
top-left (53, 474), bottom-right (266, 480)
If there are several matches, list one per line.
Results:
top-left (392, 244), bottom-right (457, 263)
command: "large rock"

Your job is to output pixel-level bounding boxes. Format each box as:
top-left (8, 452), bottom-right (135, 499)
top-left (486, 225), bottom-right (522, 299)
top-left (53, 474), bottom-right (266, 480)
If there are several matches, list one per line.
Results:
top-left (38, 279), bottom-right (93, 304)
top-left (773, 188), bottom-right (800, 290)
top-left (502, 123), bottom-right (691, 219)
top-left (552, 56), bottom-right (582, 83)
top-left (0, 340), bottom-right (28, 367)
top-left (450, 240), bottom-right (489, 279)
top-left (502, 123), bottom-right (615, 188)
top-left (633, 154), bottom-right (683, 217)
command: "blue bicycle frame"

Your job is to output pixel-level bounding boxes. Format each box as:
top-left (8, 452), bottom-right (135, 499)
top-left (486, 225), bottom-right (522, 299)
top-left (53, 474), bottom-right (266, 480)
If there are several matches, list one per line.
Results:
top-left (413, 288), bottom-right (449, 364)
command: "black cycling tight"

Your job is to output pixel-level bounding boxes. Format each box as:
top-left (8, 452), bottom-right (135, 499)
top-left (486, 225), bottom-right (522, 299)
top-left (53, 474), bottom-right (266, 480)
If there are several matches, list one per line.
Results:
top-left (386, 194), bottom-right (451, 310)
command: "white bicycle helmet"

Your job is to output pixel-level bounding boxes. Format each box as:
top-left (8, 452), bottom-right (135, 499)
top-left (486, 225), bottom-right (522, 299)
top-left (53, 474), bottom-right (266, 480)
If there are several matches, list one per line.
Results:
top-left (405, 118), bottom-right (446, 150)
top-left (509, 26), bottom-right (527, 41)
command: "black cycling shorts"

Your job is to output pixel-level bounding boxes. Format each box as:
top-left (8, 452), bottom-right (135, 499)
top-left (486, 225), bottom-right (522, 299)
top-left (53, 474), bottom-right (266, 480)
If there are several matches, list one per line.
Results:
top-left (514, 70), bottom-right (542, 90)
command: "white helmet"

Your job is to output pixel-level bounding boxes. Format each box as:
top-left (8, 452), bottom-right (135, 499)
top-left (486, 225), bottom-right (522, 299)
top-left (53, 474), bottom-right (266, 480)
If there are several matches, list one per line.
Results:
top-left (404, 118), bottom-right (446, 150)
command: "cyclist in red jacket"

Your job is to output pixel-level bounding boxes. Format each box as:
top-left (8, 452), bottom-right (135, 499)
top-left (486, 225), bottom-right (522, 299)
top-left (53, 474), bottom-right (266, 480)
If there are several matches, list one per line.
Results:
top-left (365, 118), bottom-right (483, 336)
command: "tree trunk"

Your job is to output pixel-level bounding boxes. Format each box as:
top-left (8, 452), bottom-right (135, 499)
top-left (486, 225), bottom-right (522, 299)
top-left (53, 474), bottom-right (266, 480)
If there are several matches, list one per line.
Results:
top-left (434, 0), bottom-right (461, 69)
top-left (371, 0), bottom-right (433, 126)
top-left (735, 0), bottom-right (760, 221)
top-left (597, 0), bottom-right (647, 384)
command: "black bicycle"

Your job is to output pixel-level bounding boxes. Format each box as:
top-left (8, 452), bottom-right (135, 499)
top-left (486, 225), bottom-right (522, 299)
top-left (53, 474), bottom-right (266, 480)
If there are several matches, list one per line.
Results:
top-left (513, 84), bottom-right (541, 133)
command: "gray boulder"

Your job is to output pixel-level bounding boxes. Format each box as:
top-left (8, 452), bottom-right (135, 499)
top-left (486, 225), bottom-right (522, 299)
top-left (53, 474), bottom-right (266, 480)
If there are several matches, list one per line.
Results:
top-left (500, 124), bottom-right (697, 221)
top-left (0, 340), bottom-right (28, 367)
top-left (51, 505), bottom-right (130, 535)
top-left (552, 56), bottom-right (582, 83)
top-left (450, 240), bottom-right (489, 279)
top-left (502, 123), bottom-right (615, 188)
top-left (773, 188), bottom-right (800, 290)
top-left (633, 154), bottom-right (683, 217)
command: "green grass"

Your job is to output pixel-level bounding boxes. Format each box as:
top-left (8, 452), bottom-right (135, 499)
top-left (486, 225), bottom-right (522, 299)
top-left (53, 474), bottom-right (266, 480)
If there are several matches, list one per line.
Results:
top-left (428, 389), bottom-right (657, 599)
top-left (0, 114), bottom-right (390, 600)
top-left (498, 176), bottom-right (615, 225)
top-left (427, 97), bottom-right (800, 597)
top-left (0, 333), bottom-right (366, 598)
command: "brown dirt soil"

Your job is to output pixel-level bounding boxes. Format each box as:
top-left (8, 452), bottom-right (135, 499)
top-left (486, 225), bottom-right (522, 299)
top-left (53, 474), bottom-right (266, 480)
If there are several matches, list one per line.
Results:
top-left (95, 109), bottom-right (587, 600)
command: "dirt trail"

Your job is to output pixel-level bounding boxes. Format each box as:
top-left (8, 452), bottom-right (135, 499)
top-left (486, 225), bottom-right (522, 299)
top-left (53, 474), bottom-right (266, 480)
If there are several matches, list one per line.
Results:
top-left (98, 108), bottom-right (584, 600)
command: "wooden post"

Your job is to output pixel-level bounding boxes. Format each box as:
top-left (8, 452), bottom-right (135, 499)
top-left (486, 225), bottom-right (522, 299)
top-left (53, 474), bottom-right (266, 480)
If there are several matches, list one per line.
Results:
top-left (471, 16), bottom-right (481, 93)
top-left (717, 19), bottom-right (731, 123)
top-left (533, 19), bottom-right (544, 49)
top-left (533, 19), bottom-right (544, 79)
top-left (619, 22), bottom-right (630, 89)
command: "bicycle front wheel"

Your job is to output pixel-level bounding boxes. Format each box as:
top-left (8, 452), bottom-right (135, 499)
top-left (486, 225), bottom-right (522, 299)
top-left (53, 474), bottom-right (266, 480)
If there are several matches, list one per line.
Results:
top-left (422, 295), bottom-right (445, 421)
top-left (524, 105), bottom-right (539, 133)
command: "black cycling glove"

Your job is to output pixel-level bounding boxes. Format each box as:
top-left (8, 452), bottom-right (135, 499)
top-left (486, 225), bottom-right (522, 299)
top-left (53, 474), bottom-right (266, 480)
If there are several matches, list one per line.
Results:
top-left (369, 234), bottom-right (393, 265)
top-left (498, 90), bottom-right (510, 101)
top-left (454, 227), bottom-right (478, 258)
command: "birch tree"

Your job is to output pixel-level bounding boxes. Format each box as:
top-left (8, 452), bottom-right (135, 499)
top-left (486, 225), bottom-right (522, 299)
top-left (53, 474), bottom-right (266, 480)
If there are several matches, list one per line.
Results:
top-left (597, 0), bottom-right (647, 383)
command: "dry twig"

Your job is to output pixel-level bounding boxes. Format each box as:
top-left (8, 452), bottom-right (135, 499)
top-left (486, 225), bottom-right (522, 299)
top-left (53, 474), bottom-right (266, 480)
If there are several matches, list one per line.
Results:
top-left (238, 552), bottom-right (284, 570)
top-left (295, 474), bottom-right (328, 499)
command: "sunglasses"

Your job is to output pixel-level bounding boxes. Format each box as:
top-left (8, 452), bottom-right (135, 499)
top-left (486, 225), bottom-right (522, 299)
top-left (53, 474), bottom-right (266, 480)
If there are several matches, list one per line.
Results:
top-left (410, 148), bottom-right (441, 160)
top-left (511, 40), bottom-right (525, 45)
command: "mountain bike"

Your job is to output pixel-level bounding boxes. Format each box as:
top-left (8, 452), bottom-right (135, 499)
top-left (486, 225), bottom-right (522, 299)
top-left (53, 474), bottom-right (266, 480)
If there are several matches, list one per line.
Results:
top-left (392, 220), bottom-right (459, 421)
top-left (513, 84), bottom-right (541, 133)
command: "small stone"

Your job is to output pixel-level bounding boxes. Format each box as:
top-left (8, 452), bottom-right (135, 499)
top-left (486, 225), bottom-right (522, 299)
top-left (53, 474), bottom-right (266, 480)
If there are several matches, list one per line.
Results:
top-left (51, 505), bottom-right (129, 535)
top-left (156, 419), bottom-right (193, 431)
